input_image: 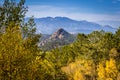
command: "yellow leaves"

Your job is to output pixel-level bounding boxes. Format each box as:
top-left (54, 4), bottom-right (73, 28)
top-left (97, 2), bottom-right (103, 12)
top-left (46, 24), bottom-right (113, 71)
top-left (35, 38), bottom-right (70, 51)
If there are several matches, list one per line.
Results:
top-left (0, 26), bottom-right (22, 58)
top-left (109, 48), bottom-right (118, 58)
top-left (62, 62), bottom-right (77, 76)
top-left (97, 62), bottom-right (106, 79)
top-left (0, 26), bottom-right (24, 79)
top-left (42, 59), bottom-right (54, 70)
top-left (74, 71), bottom-right (85, 80)
top-left (61, 59), bottom-right (94, 80)
top-left (106, 58), bottom-right (118, 79)
top-left (106, 78), bottom-right (113, 80)
top-left (31, 57), bottom-right (41, 71)
top-left (97, 58), bottom-right (118, 80)
top-left (62, 58), bottom-right (118, 80)
top-left (0, 25), bottom-right (41, 79)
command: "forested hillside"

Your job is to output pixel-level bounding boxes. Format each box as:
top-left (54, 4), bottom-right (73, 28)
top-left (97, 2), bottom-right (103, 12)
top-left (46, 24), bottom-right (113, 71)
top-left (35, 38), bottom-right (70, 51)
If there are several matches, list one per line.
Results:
top-left (0, 0), bottom-right (120, 80)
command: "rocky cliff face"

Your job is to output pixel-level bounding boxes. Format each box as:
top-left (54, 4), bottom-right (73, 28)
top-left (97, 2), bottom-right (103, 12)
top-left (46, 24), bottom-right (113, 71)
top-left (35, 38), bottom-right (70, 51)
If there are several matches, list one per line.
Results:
top-left (38, 28), bottom-right (75, 50)
top-left (49, 28), bottom-right (72, 40)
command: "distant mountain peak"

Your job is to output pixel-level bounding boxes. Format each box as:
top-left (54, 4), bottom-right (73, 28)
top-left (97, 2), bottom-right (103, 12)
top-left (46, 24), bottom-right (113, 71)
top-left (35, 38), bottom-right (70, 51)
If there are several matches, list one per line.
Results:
top-left (57, 28), bottom-right (64, 30)
top-left (50, 28), bottom-right (70, 40)
top-left (38, 28), bottom-right (75, 50)
top-left (54, 17), bottom-right (69, 19)
top-left (56, 28), bottom-right (68, 34)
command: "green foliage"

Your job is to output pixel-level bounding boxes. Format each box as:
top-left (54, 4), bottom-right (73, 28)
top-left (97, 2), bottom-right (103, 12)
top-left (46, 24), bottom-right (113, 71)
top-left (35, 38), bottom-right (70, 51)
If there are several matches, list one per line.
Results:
top-left (0, 0), bottom-right (27, 28)
top-left (48, 30), bottom-right (120, 80)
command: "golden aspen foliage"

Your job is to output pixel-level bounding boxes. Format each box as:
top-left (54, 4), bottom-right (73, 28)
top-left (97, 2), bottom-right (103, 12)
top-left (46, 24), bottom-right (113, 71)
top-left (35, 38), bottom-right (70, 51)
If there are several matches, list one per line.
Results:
top-left (74, 71), bottom-right (84, 80)
top-left (105, 58), bottom-right (118, 79)
top-left (97, 62), bottom-right (106, 80)
top-left (97, 58), bottom-right (118, 80)
top-left (109, 48), bottom-right (119, 58)
top-left (0, 26), bottom-right (40, 79)
top-left (61, 59), bottom-right (94, 80)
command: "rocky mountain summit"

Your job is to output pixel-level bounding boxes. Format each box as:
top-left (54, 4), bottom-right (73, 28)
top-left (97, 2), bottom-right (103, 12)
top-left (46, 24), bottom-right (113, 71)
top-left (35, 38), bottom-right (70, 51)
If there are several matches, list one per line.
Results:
top-left (38, 28), bottom-right (75, 50)
top-left (49, 28), bottom-right (72, 40)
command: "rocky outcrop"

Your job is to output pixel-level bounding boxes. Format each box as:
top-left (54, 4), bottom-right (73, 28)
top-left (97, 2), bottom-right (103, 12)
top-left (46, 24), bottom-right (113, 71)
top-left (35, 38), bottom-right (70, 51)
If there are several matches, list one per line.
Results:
top-left (38, 28), bottom-right (75, 50)
top-left (49, 28), bottom-right (72, 40)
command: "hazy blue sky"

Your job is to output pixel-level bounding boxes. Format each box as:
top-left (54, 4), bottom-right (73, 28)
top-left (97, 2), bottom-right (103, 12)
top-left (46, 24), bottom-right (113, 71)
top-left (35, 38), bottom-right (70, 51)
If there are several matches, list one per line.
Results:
top-left (25, 0), bottom-right (120, 27)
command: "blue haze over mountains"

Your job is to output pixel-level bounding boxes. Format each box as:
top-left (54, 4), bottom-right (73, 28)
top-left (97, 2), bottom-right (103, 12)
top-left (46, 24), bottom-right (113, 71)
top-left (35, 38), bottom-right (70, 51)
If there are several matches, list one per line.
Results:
top-left (27, 17), bottom-right (116, 34)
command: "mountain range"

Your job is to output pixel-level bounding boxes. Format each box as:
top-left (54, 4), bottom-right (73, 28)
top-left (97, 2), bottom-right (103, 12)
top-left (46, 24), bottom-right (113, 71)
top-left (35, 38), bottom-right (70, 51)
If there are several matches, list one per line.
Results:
top-left (31, 17), bottom-right (117, 34)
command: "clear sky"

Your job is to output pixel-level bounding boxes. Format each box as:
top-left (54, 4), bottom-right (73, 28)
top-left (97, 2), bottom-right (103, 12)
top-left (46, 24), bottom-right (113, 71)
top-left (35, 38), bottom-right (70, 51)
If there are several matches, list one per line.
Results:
top-left (25, 0), bottom-right (120, 28)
